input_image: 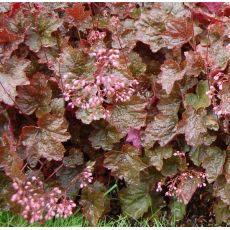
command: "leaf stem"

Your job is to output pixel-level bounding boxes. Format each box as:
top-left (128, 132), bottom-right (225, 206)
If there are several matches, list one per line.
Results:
top-left (45, 163), bottom-right (64, 181)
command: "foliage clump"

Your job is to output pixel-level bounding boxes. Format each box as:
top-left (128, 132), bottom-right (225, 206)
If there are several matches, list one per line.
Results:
top-left (1, 2), bottom-right (230, 226)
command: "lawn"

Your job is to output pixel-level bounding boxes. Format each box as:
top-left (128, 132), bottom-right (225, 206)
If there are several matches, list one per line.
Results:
top-left (0, 211), bottom-right (174, 227)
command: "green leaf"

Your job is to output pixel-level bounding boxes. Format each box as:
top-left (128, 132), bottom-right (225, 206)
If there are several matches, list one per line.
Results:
top-left (204, 112), bottom-right (219, 131)
top-left (145, 145), bottom-right (173, 171)
top-left (161, 157), bottom-right (186, 177)
top-left (104, 144), bottom-right (147, 185)
top-left (213, 199), bottom-right (230, 225)
top-left (158, 59), bottom-right (185, 94)
top-left (170, 199), bottom-right (186, 221)
top-left (128, 52), bottom-right (146, 78)
top-left (119, 182), bottom-right (152, 219)
top-left (189, 145), bottom-right (206, 167)
top-left (80, 181), bottom-right (110, 226)
top-left (57, 46), bottom-right (96, 79)
top-left (0, 56), bottom-right (30, 106)
top-left (26, 15), bottom-right (63, 52)
top-left (185, 80), bottom-right (211, 110)
top-left (76, 105), bottom-right (105, 125)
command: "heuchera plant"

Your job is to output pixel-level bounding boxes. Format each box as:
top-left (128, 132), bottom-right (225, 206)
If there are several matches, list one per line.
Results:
top-left (1, 2), bottom-right (230, 226)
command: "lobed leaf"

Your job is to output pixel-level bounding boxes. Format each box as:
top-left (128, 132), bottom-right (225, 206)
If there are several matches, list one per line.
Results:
top-left (112, 19), bottom-right (137, 51)
top-left (219, 83), bottom-right (230, 115)
top-left (184, 51), bottom-right (205, 77)
top-left (80, 181), bottom-right (110, 226)
top-left (213, 176), bottom-right (230, 206)
top-left (89, 122), bottom-right (124, 150)
top-left (16, 73), bottom-right (52, 117)
top-left (0, 56), bottom-right (30, 106)
top-left (135, 5), bottom-right (167, 53)
top-left (57, 46), bottom-right (96, 79)
top-left (63, 148), bottom-right (84, 167)
top-left (65, 3), bottom-right (91, 22)
top-left (20, 110), bottom-right (70, 161)
top-left (119, 182), bottom-right (152, 219)
top-left (0, 134), bottom-right (24, 181)
top-left (0, 27), bottom-right (19, 44)
top-left (142, 113), bottom-right (178, 148)
top-left (104, 144), bottom-right (147, 185)
top-left (169, 199), bottom-right (186, 221)
top-left (107, 96), bottom-right (147, 135)
top-left (178, 107), bottom-right (207, 146)
top-left (76, 106), bottom-right (105, 125)
top-left (128, 52), bottom-right (146, 78)
top-left (213, 199), bottom-right (230, 225)
top-left (158, 59), bottom-right (185, 95)
top-left (162, 17), bottom-right (193, 49)
top-left (26, 14), bottom-right (63, 52)
top-left (145, 145), bottom-right (173, 171)
top-left (185, 80), bottom-right (211, 110)
top-left (202, 146), bottom-right (225, 183)
top-left (177, 176), bottom-right (200, 205)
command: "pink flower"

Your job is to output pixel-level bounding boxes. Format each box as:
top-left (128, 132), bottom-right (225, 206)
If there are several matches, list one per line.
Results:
top-left (199, 2), bottom-right (223, 13)
top-left (61, 48), bottom-right (139, 122)
top-left (126, 128), bottom-right (141, 149)
top-left (11, 176), bottom-right (76, 223)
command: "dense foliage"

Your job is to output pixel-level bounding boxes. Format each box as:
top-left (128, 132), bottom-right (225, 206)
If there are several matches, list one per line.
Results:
top-left (1, 2), bottom-right (230, 226)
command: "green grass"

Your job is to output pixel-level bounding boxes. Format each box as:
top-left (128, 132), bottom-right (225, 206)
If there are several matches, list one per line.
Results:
top-left (0, 211), bottom-right (174, 227)
top-left (0, 210), bottom-right (86, 227)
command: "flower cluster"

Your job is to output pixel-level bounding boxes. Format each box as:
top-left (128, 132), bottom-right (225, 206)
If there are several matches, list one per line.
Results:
top-left (206, 72), bottom-right (229, 116)
top-left (11, 176), bottom-right (76, 224)
top-left (79, 165), bottom-right (94, 188)
top-left (156, 171), bottom-right (206, 203)
top-left (156, 181), bottom-right (163, 192)
top-left (110, 16), bottom-right (120, 27)
top-left (93, 48), bottom-right (139, 103)
top-left (87, 30), bottom-right (106, 45)
top-left (173, 150), bottom-right (185, 157)
top-left (63, 48), bottom-right (138, 120)
top-left (206, 72), bottom-right (224, 99)
top-left (93, 48), bottom-right (120, 68)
